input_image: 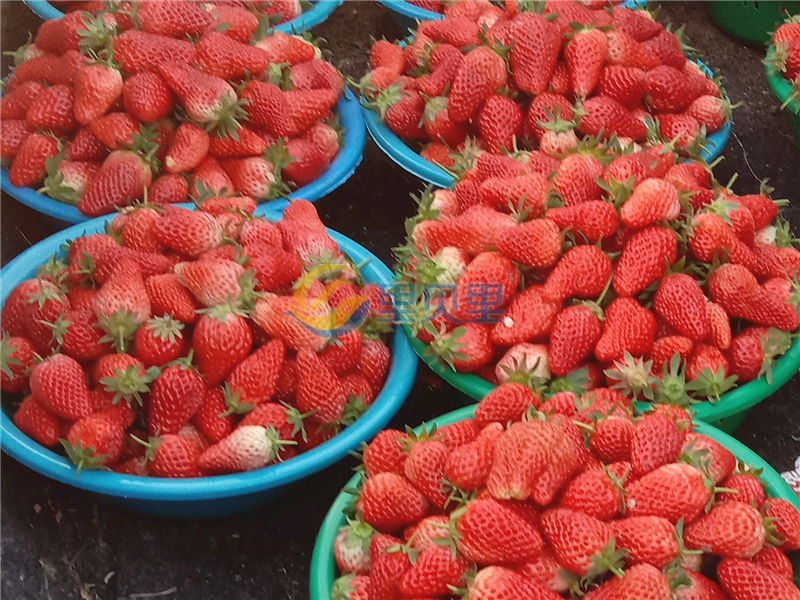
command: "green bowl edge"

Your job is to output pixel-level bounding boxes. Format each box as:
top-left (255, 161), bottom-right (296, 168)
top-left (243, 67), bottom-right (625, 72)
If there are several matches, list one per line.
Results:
top-left (766, 45), bottom-right (800, 115)
top-left (309, 406), bottom-right (800, 599)
top-left (401, 323), bottom-right (800, 424)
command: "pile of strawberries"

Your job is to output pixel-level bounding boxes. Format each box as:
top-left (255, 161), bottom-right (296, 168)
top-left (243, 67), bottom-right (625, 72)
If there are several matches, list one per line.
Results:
top-left (1, 200), bottom-right (394, 478)
top-left (361, 0), bottom-right (732, 168)
top-left (331, 382), bottom-right (800, 599)
top-left (397, 138), bottom-right (800, 406)
top-left (767, 13), bottom-right (800, 109)
top-left (44, 0), bottom-right (310, 27)
top-left (2, 0), bottom-right (343, 217)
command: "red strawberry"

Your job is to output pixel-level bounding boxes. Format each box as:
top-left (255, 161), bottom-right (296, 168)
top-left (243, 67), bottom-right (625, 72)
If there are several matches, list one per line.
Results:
top-left (606, 30), bottom-right (660, 69)
top-left (137, 434), bottom-right (200, 478)
top-left (545, 201), bottom-right (619, 243)
top-left (646, 66), bottom-right (699, 113)
top-left (480, 173), bottom-right (550, 217)
top-left (122, 70), bottom-right (174, 122)
top-left (191, 387), bottom-right (234, 444)
top-left (1, 81), bottom-right (45, 120)
top-left (296, 349), bottom-right (346, 424)
top-left (134, 315), bottom-right (184, 368)
top-left (585, 563), bottom-right (671, 599)
top-left (78, 150), bottom-right (153, 216)
top-left (224, 339), bottom-right (285, 412)
top-left (196, 31), bottom-right (269, 80)
top-left (45, 309), bottom-right (110, 362)
top-left (687, 95), bottom-right (734, 133)
top-left (153, 207), bottom-right (221, 257)
top-left (565, 25), bottom-right (608, 97)
top-left (609, 516), bottom-right (679, 568)
top-left (443, 422), bottom-right (502, 492)
top-left (1, 334), bottom-right (35, 393)
top-left (659, 113), bottom-right (703, 151)
top-left (595, 297), bottom-right (656, 364)
top-left (764, 498), bottom-right (800, 551)
top-left (253, 31), bottom-right (315, 65)
top-left (612, 7), bottom-right (663, 41)
top-left (403, 437), bottom-right (450, 509)
top-left (631, 413), bottom-right (683, 476)
top-left (363, 430), bottom-right (411, 478)
top-left (138, 0), bottom-right (212, 38)
top-left (68, 126), bottom-right (108, 162)
top-left (367, 533), bottom-right (412, 599)
top-left (398, 545), bottom-right (468, 598)
top-left (491, 285), bottom-right (561, 347)
top-left (627, 463), bottom-right (711, 524)
top-left (495, 219), bottom-right (561, 269)
top-left (12, 50), bottom-right (84, 87)
top-left (510, 13), bottom-right (560, 95)
top-left (94, 258), bottom-right (151, 325)
top-left (473, 383), bottom-right (539, 429)
top-left (590, 413), bottom-right (634, 463)
top-left (0, 120), bottom-right (34, 160)
top-left (620, 178), bottom-right (681, 229)
top-left (579, 95), bottom-right (648, 140)
top-left (454, 497), bottom-right (544, 564)
top-left (723, 560), bottom-right (800, 600)
top-left (653, 274), bottom-right (710, 342)
top-left (193, 305), bottom-right (253, 386)
top-left (145, 273), bottom-right (199, 324)
top-left (30, 353), bottom-right (93, 421)
top-left (24, 84), bottom-right (76, 135)
top-left (360, 472), bottom-right (428, 532)
top-left (685, 501), bottom-right (766, 558)
top-left (369, 39), bottom-right (405, 74)
top-left (173, 260), bottom-right (244, 309)
top-left (541, 508), bottom-right (614, 577)
top-left (73, 63), bottom-right (123, 125)
top-left (449, 46), bottom-right (508, 122)
top-left (751, 546), bottom-right (794, 581)
top-left (8, 133), bottom-right (59, 187)
top-left (487, 419), bottom-right (555, 501)
top-left (543, 245), bottom-right (612, 303)
top-left (559, 466), bottom-right (625, 521)
top-left (549, 304), bottom-right (603, 376)
top-left (14, 395), bottom-right (63, 448)
top-left (468, 566), bottom-right (560, 600)
top-left (148, 356), bottom-right (206, 436)
top-left (113, 30), bottom-right (197, 73)
top-left (553, 153), bottom-right (605, 206)
top-left (614, 226), bottom-right (678, 297)
top-left (718, 470), bottom-right (767, 506)
top-left (64, 408), bottom-right (125, 473)
top-left (164, 123), bottom-right (210, 174)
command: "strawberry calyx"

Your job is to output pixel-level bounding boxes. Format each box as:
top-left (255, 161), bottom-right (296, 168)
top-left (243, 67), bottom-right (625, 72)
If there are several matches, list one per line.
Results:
top-left (77, 11), bottom-right (117, 57)
top-left (2, 32), bottom-right (34, 68)
top-left (199, 301), bottom-right (248, 324)
top-left (145, 315), bottom-right (185, 344)
top-left (236, 270), bottom-right (261, 315)
top-left (566, 538), bottom-right (627, 597)
top-left (264, 424), bottom-right (298, 463)
top-left (774, 217), bottom-right (800, 247)
top-left (653, 353), bottom-right (694, 408)
top-left (97, 308), bottom-right (142, 354)
top-left (220, 382), bottom-right (255, 417)
top-left (208, 94), bottom-right (249, 143)
top-left (421, 94), bottom-right (448, 127)
top-left (59, 438), bottom-right (109, 477)
top-left (100, 363), bottom-right (160, 407)
top-left (43, 312), bottom-right (73, 351)
top-left (266, 62), bottom-right (293, 91)
top-left (339, 395), bottom-right (369, 427)
top-left (547, 366), bottom-right (592, 395)
top-left (330, 574), bottom-right (359, 600)
top-left (342, 514), bottom-right (375, 555)
top-left (37, 253), bottom-right (70, 292)
top-left (281, 401), bottom-right (317, 441)
top-left (0, 333), bottom-right (22, 380)
top-left (39, 153), bottom-right (80, 205)
top-left (364, 82), bottom-right (408, 121)
top-left (399, 423), bottom-right (442, 454)
top-left (23, 277), bottom-right (64, 310)
top-left (663, 519), bottom-right (702, 592)
top-left (759, 327), bottom-right (794, 385)
top-left (448, 137), bottom-right (482, 180)
top-left (498, 354), bottom-right (550, 391)
top-left (385, 529), bottom-right (421, 564)
top-left (604, 352), bottom-right (656, 402)
top-left (765, 41), bottom-right (791, 76)
top-left (123, 123), bottom-right (162, 172)
top-left (685, 365), bottom-right (738, 404)
top-left (426, 324), bottom-right (469, 372)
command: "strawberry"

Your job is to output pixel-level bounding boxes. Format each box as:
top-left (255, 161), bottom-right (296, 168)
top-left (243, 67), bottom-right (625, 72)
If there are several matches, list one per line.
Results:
top-left (192, 387), bottom-right (234, 444)
top-left (487, 419), bottom-right (555, 501)
top-left (78, 150), bottom-right (153, 216)
top-left (363, 430), bottom-right (411, 478)
top-left (154, 207), bottom-right (221, 257)
top-left (609, 516), bottom-right (679, 568)
top-left (553, 153), bottom-right (605, 206)
top-left (612, 7), bottom-right (663, 41)
top-left (453, 497), bottom-right (544, 564)
top-left (631, 413), bottom-right (683, 476)
top-left (45, 309), bottom-right (110, 362)
top-left (357, 339), bottom-right (391, 391)
top-left (359, 472), bottom-right (428, 532)
top-left (687, 95), bottom-right (734, 133)
top-left (545, 200), bottom-right (620, 243)
top-left (39, 158), bottom-right (100, 204)
top-left (134, 315), bottom-right (184, 368)
top-left (0, 334), bottom-right (35, 392)
top-left (480, 173), bottom-right (550, 217)
top-left (590, 414), bottom-right (634, 463)
top-left (334, 517), bottom-right (374, 576)
top-left (706, 300), bottom-right (732, 351)
top-left (193, 305), bottom-right (253, 387)
top-left (148, 356), bottom-right (206, 436)
top-left (296, 348), bottom-right (347, 424)
top-left (543, 245), bottom-right (612, 303)
top-left (198, 424), bottom-right (295, 474)
top-left (0, 120), bottom-right (34, 160)
top-left (429, 323), bottom-right (493, 373)
top-left (559, 466), bottom-right (625, 521)
top-left (220, 156), bottom-right (276, 199)
top-left (585, 563), bottom-right (671, 599)
top-left (764, 498), bottom-right (800, 551)
top-left (626, 463), bottom-right (711, 524)
top-left (14, 395), bottom-right (63, 448)
top-left (717, 557), bottom-right (800, 600)
top-left (73, 62), bottom-right (123, 125)
top-left (614, 226), bottom-right (678, 297)
top-left (674, 571), bottom-right (729, 600)
top-left (735, 193), bottom-right (779, 230)
top-left (145, 273), bottom-right (199, 324)
top-left (565, 25), bottom-right (608, 97)
top-left (653, 274), bottom-right (710, 342)
top-left (24, 84), bottom-right (76, 135)
top-left (491, 285), bottom-right (561, 347)
top-left (516, 546), bottom-right (570, 594)
top-left (527, 92), bottom-right (574, 139)
top-left (659, 113), bottom-right (702, 151)
top-left (473, 383), bottom-right (539, 429)
top-left (752, 245), bottom-right (800, 280)
top-left (12, 50), bottom-right (84, 87)
top-left (398, 544), bottom-right (468, 598)
top-left (510, 13), bottom-right (560, 95)
top-left (751, 546), bottom-right (794, 581)
top-left (475, 94), bottom-right (521, 153)
top-left (579, 96), bottom-right (648, 140)
top-left (94, 257), bottom-right (151, 324)
top-left (468, 566), bottom-right (559, 600)
top-left (302, 121), bottom-right (340, 163)
top-left (64, 408), bottom-right (126, 473)
top-left (718, 470), bottom-right (767, 506)
top-left (1, 81), bottom-right (46, 120)
top-left (495, 219), bottom-right (561, 269)
top-left (164, 123), bottom-right (210, 174)
top-left (685, 501), bottom-right (766, 558)
top-left (138, 434), bottom-right (201, 478)
top-left (173, 260), bottom-right (244, 309)
top-left (606, 30), bottom-right (660, 69)
top-left (620, 178), bottom-right (681, 229)
top-left (159, 62), bottom-right (244, 138)
top-left (197, 31), bottom-right (269, 81)
top-left (8, 133), bottom-right (59, 188)
top-left (443, 423), bottom-right (502, 492)
top-left (284, 138), bottom-right (328, 186)
top-left (369, 39), bottom-right (406, 74)
top-left (206, 4), bottom-right (259, 44)
top-left (30, 353), bottom-right (93, 421)
top-left (541, 508), bottom-right (614, 577)
top-left (404, 437), bottom-right (449, 509)
top-left (90, 113), bottom-right (140, 151)
top-left (225, 339), bottom-right (285, 411)
top-left (368, 533), bottom-right (412, 599)
top-left (68, 126), bottom-right (108, 162)
top-left (549, 304), bottom-right (604, 376)
top-left (646, 66), bottom-right (698, 113)
top-left (251, 295), bottom-right (328, 353)
top-left (253, 30), bottom-right (315, 64)
top-left (138, 0), bottom-right (212, 38)
top-left (449, 46), bottom-right (508, 122)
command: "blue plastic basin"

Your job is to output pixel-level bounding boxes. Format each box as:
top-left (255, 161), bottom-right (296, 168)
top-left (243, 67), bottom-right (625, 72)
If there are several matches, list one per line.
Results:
top-left (2, 89), bottom-right (365, 224)
top-left (22, 0), bottom-right (344, 33)
top-left (0, 207), bottom-right (416, 519)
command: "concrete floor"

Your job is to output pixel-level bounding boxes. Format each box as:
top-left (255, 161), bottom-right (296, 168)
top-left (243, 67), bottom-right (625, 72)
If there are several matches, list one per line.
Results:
top-left (1, 2), bottom-right (800, 599)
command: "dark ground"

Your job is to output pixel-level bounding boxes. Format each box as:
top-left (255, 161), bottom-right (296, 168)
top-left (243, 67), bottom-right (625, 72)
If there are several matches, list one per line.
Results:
top-left (1, 2), bottom-right (800, 599)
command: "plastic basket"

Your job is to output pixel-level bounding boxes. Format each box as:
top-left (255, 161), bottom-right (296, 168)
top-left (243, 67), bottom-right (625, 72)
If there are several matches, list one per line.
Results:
top-left (0, 207), bottom-right (416, 519)
top-left (402, 323), bottom-right (800, 434)
top-left (22, 0), bottom-right (344, 33)
top-left (707, 1), bottom-right (800, 45)
top-left (309, 405), bottom-right (800, 599)
top-left (1, 90), bottom-right (365, 224)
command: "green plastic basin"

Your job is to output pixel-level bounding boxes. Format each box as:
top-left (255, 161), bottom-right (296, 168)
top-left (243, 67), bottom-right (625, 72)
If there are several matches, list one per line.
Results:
top-left (309, 405), bottom-right (800, 599)
top-left (707, 1), bottom-right (800, 45)
top-left (402, 324), bottom-right (800, 434)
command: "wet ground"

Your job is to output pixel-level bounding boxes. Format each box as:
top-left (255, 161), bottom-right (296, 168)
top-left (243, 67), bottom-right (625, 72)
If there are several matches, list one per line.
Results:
top-left (2, 2), bottom-right (800, 599)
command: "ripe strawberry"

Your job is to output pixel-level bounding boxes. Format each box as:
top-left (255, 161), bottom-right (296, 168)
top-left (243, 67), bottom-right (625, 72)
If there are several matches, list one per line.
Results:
top-left (367, 533), bottom-right (412, 599)
top-left (68, 126), bottom-right (108, 162)
top-left (363, 429), bottom-right (411, 478)
top-left (626, 463), bottom-right (711, 524)
top-left (585, 563), bottom-right (671, 599)
top-left (78, 150), bottom-right (153, 216)
top-left (173, 260), bottom-right (244, 309)
top-left (751, 546), bottom-right (794, 581)
top-left (621, 178), bottom-right (681, 229)
top-left (64, 408), bottom-right (125, 473)
top-left (565, 25), bottom-right (608, 97)
top-left (45, 309), bottom-right (110, 362)
top-left (491, 286), bottom-right (561, 348)
top-left (476, 94), bottom-right (521, 153)
top-left (163, 123), bottom-right (210, 174)
top-left (1, 334), bottom-right (35, 393)
top-left (496, 219), bottom-right (561, 269)
top-left (764, 498), bottom-right (800, 551)
top-left (134, 315), bottom-right (184, 368)
top-left (718, 470), bottom-right (767, 506)
top-left (612, 7), bottom-right (663, 41)
top-left (449, 46), bottom-right (508, 122)
top-left (606, 30), bottom-right (660, 69)
top-left (579, 95), bottom-right (648, 140)
top-left (94, 258), bottom-right (151, 325)
top-left (480, 173), bottom-right (550, 217)
top-left (614, 226), bottom-right (678, 297)
top-left (752, 245), bottom-right (800, 280)
top-left (0, 120), bottom-right (34, 160)
top-left (254, 30), bottom-right (315, 64)
top-left (399, 544), bottom-right (468, 598)
top-left (510, 13), bottom-right (560, 95)
top-left (541, 508), bottom-right (614, 577)
top-left (193, 305), bottom-right (253, 386)
top-left (145, 273), bottom-right (199, 324)
top-left (549, 304), bottom-right (603, 376)
top-left (251, 295), bottom-right (328, 353)
top-left (360, 472), bottom-right (428, 532)
top-left (220, 156), bottom-right (276, 199)
top-left (1, 81), bottom-right (45, 120)
top-left (646, 66), bottom-right (698, 113)
top-left (590, 414), bottom-right (634, 463)
top-left (608, 516), bottom-right (679, 569)
top-left (369, 39), bottom-right (405, 74)
top-left (487, 419), bottom-right (556, 501)
top-left (659, 113), bottom-right (702, 151)
top-left (8, 133), bottom-right (59, 187)
top-left (687, 95), bottom-right (734, 133)
top-left (443, 423), bottom-right (502, 492)
top-left (473, 383), bottom-right (539, 429)
top-left (14, 395), bottom-right (63, 448)
top-left (544, 245), bottom-right (612, 303)
top-left (30, 353), bottom-right (93, 421)
top-left (25, 84), bottom-right (76, 135)
top-left (295, 348), bottom-right (347, 424)
top-left (196, 31), bottom-right (269, 80)
top-left (73, 63), bottom-right (123, 126)
top-left (138, 434), bottom-right (200, 478)
top-left (121, 70), bottom-right (174, 122)
top-left (138, 0), bottom-right (212, 38)
top-left (553, 153), bottom-right (605, 206)
top-left (12, 50), bottom-right (84, 87)
top-left (454, 497), bottom-right (544, 564)
top-left (685, 501), bottom-right (766, 558)
top-left (148, 357), bottom-right (205, 436)
top-left (545, 200), bottom-right (619, 243)
top-left (403, 437), bottom-right (449, 509)
top-left (559, 466), bottom-right (625, 521)
top-left (706, 301), bottom-right (732, 350)
top-left (631, 413), bottom-right (683, 476)
top-left (225, 339), bottom-right (285, 411)
top-left (153, 207), bottom-right (220, 257)
top-left (191, 387), bottom-right (234, 444)
top-left (653, 274), bottom-right (710, 342)
top-left (468, 566), bottom-right (559, 600)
